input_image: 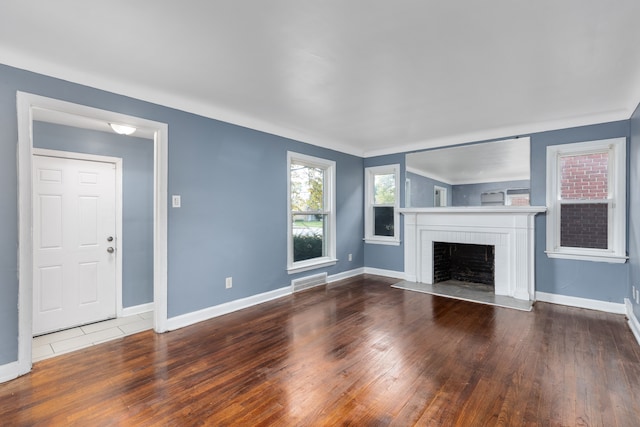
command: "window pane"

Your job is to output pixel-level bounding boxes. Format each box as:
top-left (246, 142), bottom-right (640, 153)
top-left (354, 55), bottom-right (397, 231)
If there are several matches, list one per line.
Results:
top-left (290, 163), bottom-right (324, 211)
top-left (292, 214), bottom-right (325, 261)
top-left (560, 203), bottom-right (608, 249)
top-left (374, 173), bottom-right (395, 204)
top-left (374, 206), bottom-right (394, 236)
top-left (560, 152), bottom-right (608, 200)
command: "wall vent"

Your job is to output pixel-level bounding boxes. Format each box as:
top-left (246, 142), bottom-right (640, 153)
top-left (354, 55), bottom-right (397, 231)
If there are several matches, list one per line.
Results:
top-left (291, 272), bottom-right (327, 293)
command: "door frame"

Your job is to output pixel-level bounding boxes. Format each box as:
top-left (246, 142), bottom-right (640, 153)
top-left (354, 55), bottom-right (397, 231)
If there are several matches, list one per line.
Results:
top-left (33, 148), bottom-right (124, 324)
top-left (16, 92), bottom-right (168, 377)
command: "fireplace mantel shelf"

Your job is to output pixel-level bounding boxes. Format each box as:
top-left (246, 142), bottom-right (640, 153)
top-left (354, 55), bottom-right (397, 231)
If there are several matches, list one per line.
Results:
top-left (400, 206), bottom-right (546, 215)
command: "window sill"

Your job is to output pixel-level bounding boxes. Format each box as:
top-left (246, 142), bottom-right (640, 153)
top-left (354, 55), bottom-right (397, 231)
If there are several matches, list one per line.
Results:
top-left (364, 238), bottom-right (400, 246)
top-left (545, 251), bottom-right (628, 264)
top-left (287, 258), bottom-right (337, 275)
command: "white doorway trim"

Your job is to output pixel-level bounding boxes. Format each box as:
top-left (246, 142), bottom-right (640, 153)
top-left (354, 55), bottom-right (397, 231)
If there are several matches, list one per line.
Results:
top-left (33, 148), bottom-right (124, 319)
top-left (16, 92), bottom-right (168, 378)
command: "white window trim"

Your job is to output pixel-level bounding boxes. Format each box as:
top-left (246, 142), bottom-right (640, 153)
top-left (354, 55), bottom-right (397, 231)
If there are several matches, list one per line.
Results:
top-left (545, 137), bottom-right (627, 263)
top-left (287, 152), bottom-right (337, 274)
top-left (365, 164), bottom-right (400, 246)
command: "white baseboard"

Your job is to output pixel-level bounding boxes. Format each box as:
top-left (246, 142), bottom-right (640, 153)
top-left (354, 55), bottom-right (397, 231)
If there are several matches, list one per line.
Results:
top-left (0, 361), bottom-right (20, 384)
top-left (166, 286), bottom-right (291, 331)
top-left (121, 302), bottom-right (154, 317)
top-left (626, 299), bottom-right (640, 346)
top-left (363, 267), bottom-right (406, 280)
top-left (328, 267), bottom-right (365, 283)
top-left (536, 291), bottom-right (626, 314)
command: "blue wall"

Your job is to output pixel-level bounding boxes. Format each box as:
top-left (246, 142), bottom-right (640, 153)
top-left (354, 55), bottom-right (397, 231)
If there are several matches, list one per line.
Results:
top-left (452, 179), bottom-right (530, 206)
top-left (33, 122), bottom-right (154, 308)
top-left (0, 60), bottom-right (637, 368)
top-left (0, 63), bottom-right (364, 366)
top-left (406, 171), bottom-right (452, 207)
top-left (367, 121), bottom-right (631, 303)
top-left (629, 101), bottom-right (640, 320)
top-left (531, 121), bottom-right (629, 302)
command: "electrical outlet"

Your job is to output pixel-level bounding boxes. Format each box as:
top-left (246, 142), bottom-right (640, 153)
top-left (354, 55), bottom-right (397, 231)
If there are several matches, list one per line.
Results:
top-left (225, 277), bottom-right (232, 289)
top-left (348, 253), bottom-right (352, 261)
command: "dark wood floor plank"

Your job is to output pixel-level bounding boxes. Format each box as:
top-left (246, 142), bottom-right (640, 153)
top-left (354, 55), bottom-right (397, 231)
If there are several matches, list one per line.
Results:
top-left (1, 274), bottom-right (639, 426)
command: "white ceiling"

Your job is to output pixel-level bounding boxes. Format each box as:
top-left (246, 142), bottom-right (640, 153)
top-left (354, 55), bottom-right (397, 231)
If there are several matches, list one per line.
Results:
top-left (406, 137), bottom-right (530, 185)
top-left (1, 1), bottom-right (639, 157)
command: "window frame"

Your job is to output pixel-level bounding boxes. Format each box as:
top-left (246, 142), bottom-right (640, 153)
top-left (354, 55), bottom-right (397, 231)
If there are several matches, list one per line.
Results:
top-left (365, 164), bottom-right (400, 245)
top-left (287, 151), bottom-right (337, 274)
top-left (545, 137), bottom-right (627, 263)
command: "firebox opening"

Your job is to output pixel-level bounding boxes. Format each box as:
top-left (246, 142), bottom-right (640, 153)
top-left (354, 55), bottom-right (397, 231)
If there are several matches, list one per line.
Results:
top-left (433, 242), bottom-right (495, 287)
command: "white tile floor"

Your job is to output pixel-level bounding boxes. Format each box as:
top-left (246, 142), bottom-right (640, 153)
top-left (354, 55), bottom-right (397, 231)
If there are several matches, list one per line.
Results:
top-left (32, 312), bottom-right (154, 362)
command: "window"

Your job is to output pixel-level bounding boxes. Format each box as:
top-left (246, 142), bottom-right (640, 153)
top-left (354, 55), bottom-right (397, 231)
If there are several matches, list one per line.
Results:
top-left (287, 152), bottom-right (336, 273)
top-left (546, 138), bottom-right (626, 263)
top-left (365, 164), bottom-right (400, 245)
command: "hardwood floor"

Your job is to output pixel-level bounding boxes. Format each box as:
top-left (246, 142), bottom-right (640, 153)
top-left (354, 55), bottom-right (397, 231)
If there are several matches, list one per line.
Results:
top-left (1, 274), bottom-right (639, 426)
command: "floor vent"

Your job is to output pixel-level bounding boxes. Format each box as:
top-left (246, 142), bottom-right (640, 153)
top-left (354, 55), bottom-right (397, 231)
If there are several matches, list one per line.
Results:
top-left (291, 272), bottom-right (327, 293)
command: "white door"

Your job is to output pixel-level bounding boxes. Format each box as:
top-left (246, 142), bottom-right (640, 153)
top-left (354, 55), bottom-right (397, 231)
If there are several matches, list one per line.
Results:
top-left (33, 155), bottom-right (117, 335)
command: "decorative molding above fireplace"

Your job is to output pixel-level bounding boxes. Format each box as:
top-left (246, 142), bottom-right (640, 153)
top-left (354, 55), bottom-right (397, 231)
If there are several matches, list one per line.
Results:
top-left (400, 207), bottom-right (546, 301)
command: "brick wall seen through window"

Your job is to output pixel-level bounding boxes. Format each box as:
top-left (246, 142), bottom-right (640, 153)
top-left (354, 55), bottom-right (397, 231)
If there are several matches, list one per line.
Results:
top-left (559, 152), bottom-right (608, 249)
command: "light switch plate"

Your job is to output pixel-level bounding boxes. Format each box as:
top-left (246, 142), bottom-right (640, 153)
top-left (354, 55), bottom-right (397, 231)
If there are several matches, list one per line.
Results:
top-left (172, 195), bottom-right (181, 208)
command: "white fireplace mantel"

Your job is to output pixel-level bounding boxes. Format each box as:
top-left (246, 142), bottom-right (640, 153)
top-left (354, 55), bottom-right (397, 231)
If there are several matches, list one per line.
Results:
top-left (400, 206), bottom-right (546, 301)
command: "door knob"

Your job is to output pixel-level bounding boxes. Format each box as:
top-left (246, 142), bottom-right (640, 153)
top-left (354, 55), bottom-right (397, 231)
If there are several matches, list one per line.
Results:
top-left (107, 236), bottom-right (114, 242)
top-left (107, 247), bottom-right (115, 254)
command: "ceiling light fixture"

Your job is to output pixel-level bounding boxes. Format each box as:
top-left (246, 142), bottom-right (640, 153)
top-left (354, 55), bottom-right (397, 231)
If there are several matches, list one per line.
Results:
top-left (109, 123), bottom-right (136, 135)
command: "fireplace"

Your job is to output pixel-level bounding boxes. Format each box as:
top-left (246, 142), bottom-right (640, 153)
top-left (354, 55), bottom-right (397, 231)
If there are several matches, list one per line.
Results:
top-left (433, 242), bottom-right (495, 286)
top-left (400, 207), bottom-right (545, 301)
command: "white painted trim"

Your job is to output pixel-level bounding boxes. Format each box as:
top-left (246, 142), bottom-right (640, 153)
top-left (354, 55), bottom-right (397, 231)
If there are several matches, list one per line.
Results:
top-left (545, 137), bottom-right (626, 262)
top-left (168, 268), bottom-right (367, 331)
top-left (33, 148), bottom-right (125, 318)
top-left (0, 362), bottom-right (20, 384)
top-left (544, 251), bottom-right (628, 264)
top-left (3, 50), bottom-right (635, 159)
top-left (154, 123), bottom-right (169, 333)
top-left (121, 302), bottom-right (155, 318)
top-left (536, 291), bottom-right (626, 314)
top-left (166, 286), bottom-right (291, 331)
top-left (15, 92), bottom-right (168, 381)
top-left (364, 111), bottom-right (631, 158)
top-left (364, 164), bottom-right (400, 245)
top-left (286, 259), bottom-right (337, 275)
top-left (625, 299), bottom-right (640, 346)
top-left (328, 267), bottom-right (365, 283)
top-left (406, 166), bottom-right (449, 183)
top-left (286, 151), bottom-right (336, 273)
top-left (0, 53), bottom-right (362, 157)
top-left (364, 239), bottom-right (401, 246)
top-left (363, 267), bottom-right (407, 280)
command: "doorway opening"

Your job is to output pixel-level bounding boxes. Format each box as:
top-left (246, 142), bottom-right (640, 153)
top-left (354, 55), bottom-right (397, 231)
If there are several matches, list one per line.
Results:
top-left (17, 92), bottom-right (168, 377)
